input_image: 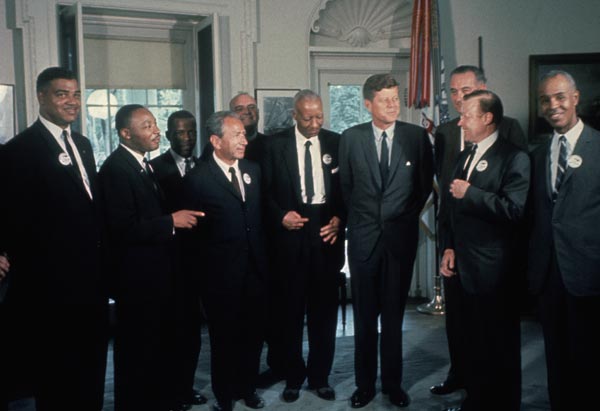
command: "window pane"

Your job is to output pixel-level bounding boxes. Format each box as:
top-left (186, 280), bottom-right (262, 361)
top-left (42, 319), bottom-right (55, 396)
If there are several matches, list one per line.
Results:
top-left (85, 88), bottom-right (184, 167)
top-left (329, 85), bottom-right (371, 133)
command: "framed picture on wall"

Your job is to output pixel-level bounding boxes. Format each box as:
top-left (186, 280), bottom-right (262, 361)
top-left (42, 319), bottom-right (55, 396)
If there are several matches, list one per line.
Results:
top-left (0, 84), bottom-right (16, 144)
top-left (529, 53), bottom-right (600, 145)
top-left (255, 88), bottom-right (300, 135)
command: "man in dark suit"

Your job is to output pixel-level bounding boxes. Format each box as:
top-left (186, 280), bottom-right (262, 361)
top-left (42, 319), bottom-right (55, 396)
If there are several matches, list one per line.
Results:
top-left (200, 92), bottom-right (267, 163)
top-left (440, 90), bottom-right (530, 411)
top-left (339, 73), bottom-right (433, 408)
top-left (528, 70), bottom-right (600, 411)
top-left (431, 65), bottom-right (528, 396)
top-left (150, 110), bottom-right (207, 411)
top-left (183, 111), bottom-right (267, 411)
top-left (98, 104), bottom-right (203, 411)
top-left (262, 90), bottom-right (345, 402)
top-left (0, 66), bottom-right (108, 411)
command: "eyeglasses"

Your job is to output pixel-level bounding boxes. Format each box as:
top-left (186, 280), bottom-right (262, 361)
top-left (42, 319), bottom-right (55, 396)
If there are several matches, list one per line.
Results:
top-left (233, 104), bottom-right (258, 113)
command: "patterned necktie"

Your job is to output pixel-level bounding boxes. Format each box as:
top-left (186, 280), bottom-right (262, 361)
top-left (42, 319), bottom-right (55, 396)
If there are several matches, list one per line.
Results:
top-left (460, 143), bottom-right (477, 180)
top-left (379, 131), bottom-right (389, 189)
top-left (555, 135), bottom-right (568, 193)
top-left (184, 158), bottom-right (193, 175)
top-left (304, 140), bottom-right (314, 204)
top-left (229, 167), bottom-right (242, 198)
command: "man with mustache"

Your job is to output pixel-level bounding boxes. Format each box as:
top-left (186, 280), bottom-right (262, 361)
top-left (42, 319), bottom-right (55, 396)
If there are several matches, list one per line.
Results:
top-left (184, 111), bottom-right (267, 411)
top-left (98, 104), bottom-right (204, 411)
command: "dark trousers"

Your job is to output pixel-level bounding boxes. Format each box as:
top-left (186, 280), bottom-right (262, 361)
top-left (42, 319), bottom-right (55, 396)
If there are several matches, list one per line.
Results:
top-left (349, 242), bottom-right (414, 392)
top-left (203, 267), bottom-right (267, 407)
top-left (460, 285), bottom-right (521, 411)
top-left (4, 304), bottom-right (108, 411)
top-left (172, 285), bottom-right (203, 401)
top-left (441, 275), bottom-right (467, 385)
top-left (114, 300), bottom-right (175, 411)
top-left (537, 252), bottom-right (600, 411)
top-left (282, 205), bottom-right (339, 389)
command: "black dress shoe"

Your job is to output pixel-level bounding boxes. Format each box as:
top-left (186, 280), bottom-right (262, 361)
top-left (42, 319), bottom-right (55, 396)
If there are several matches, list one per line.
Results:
top-left (429, 380), bottom-right (465, 395)
top-left (308, 385), bottom-right (335, 400)
top-left (188, 389), bottom-right (208, 405)
top-left (212, 401), bottom-right (231, 411)
top-left (241, 391), bottom-right (265, 409)
top-left (282, 387), bottom-right (300, 402)
top-left (350, 388), bottom-right (375, 408)
top-left (388, 388), bottom-right (410, 407)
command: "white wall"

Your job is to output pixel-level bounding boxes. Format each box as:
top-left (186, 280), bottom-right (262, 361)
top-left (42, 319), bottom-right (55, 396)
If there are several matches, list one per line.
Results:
top-left (439, 0), bottom-right (600, 131)
top-left (3, 0), bottom-right (600, 132)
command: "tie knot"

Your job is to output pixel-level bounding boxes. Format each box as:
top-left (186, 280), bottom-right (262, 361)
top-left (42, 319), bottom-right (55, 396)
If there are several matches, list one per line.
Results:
top-left (229, 166), bottom-right (236, 175)
top-left (381, 131), bottom-right (388, 140)
top-left (62, 130), bottom-right (69, 141)
top-left (559, 135), bottom-right (567, 143)
top-left (305, 140), bottom-right (312, 148)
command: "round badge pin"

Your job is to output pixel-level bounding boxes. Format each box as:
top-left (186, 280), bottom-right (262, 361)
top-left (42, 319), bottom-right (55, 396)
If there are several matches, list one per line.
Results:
top-left (322, 154), bottom-right (332, 165)
top-left (476, 160), bottom-right (488, 172)
top-left (243, 173), bottom-right (252, 184)
top-left (567, 155), bottom-right (582, 168)
top-left (58, 152), bottom-right (71, 166)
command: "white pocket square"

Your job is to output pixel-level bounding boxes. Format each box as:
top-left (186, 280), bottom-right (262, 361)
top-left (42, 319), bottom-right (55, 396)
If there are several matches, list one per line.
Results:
top-left (405, 161), bottom-right (412, 166)
top-left (331, 167), bottom-right (339, 174)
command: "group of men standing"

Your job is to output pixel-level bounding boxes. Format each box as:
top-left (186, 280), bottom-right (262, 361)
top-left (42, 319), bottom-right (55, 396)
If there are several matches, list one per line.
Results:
top-left (0, 63), bottom-right (599, 411)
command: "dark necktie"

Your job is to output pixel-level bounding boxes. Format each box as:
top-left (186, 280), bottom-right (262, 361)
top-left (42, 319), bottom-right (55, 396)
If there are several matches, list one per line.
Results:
top-left (229, 167), bottom-right (242, 199)
top-left (304, 140), bottom-right (314, 204)
top-left (555, 135), bottom-right (568, 194)
top-left (62, 130), bottom-right (83, 181)
top-left (379, 131), bottom-right (389, 189)
top-left (184, 157), bottom-right (193, 175)
top-left (143, 158), bottom-right (159, 192)
top-left (460, 143), bottom-right (477, 180)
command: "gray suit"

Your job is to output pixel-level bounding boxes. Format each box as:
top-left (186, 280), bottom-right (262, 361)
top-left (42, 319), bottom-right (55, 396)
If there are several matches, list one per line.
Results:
top-left (339, 120), bottom-right (433, 392)
top-left (527, 123), bottom-right (600, 410)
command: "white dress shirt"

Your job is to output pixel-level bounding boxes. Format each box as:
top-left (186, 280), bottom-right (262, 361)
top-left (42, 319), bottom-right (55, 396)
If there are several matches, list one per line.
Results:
top-left (465, 130), bottom-right (498, 180)
top-left (295, 127), bottom-right (325, 204)
top-left (40, 115), bottom-right (92, 199)
top-left (213, 152), bottom-right (245, 201)
top-left (371, 123), bottom-right (395, 165)
top-left (550, 118), bottom-right (583, 189)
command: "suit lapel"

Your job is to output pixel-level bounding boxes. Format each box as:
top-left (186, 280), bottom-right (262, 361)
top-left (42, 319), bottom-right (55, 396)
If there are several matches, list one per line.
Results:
top-left (361, 125), bottom-right (382, 189)
top-left (318, 132), bottom-right (333, 200)
top-left (387, 121), bottom-right (404, 183)
top-left (561, 125), bottom-right (592, 188)
top-left (208, 157), bottom-right (243, 202)
top-left (282, 132), bottom-right (303, 205)
top-left (540, 140), bottom-right (553, 201)
top-left (239, 160), bottom-right (255, 204)
top-left (118, 146), bottom-right (160, 199)
top-left (36, 121), bottom-right (89, 197)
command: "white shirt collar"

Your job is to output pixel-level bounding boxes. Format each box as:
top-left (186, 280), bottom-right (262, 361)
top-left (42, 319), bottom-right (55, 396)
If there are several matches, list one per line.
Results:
top-left (39, 115), bottom-right (71, 142)
top-left (212, 151), bottom-right (240, 176)
top-left (371, 123), bottom-right (395, 141)
top-left (472, 129), bottom-right (499, 154)
top-left (552, 118), bottom-right (584, 149)
top-left (120, 143), bottom-right (146, 168)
